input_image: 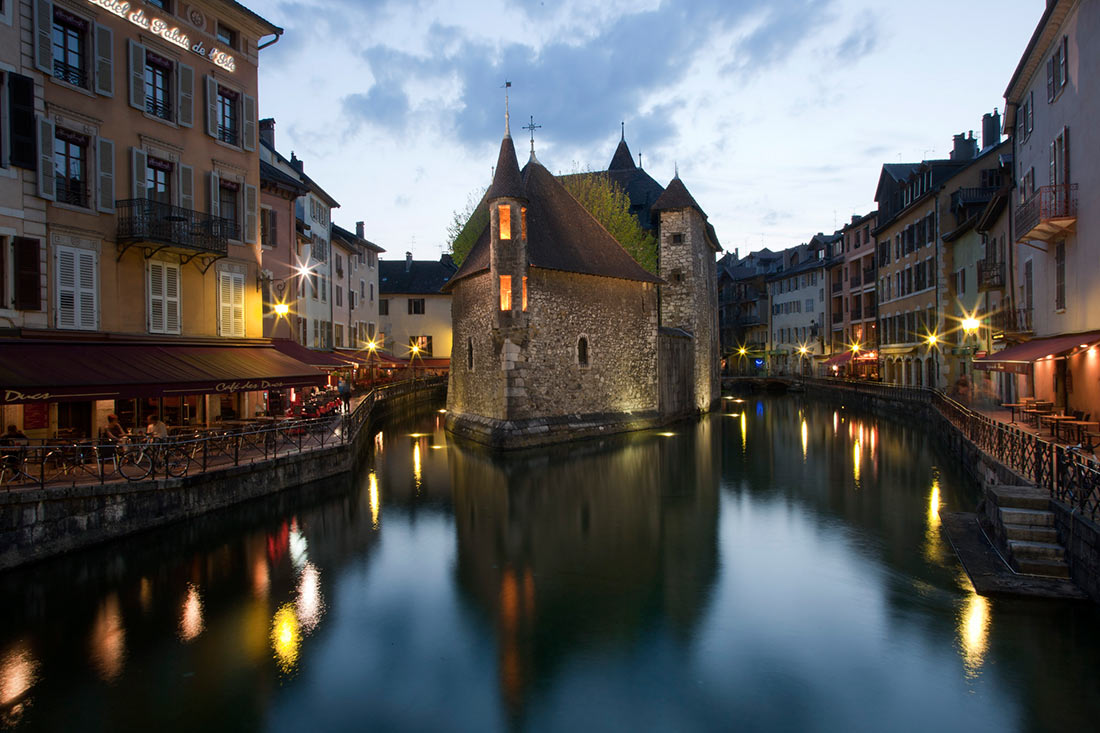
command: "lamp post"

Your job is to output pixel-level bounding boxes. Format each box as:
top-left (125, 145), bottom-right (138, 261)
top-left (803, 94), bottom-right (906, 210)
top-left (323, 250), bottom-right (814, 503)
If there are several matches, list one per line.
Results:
top-left (798, 345), bottom-right (809, 382)
top-left (364, 339), bottom-right (378, 391)
top-left (409, 343), bottom-right (421, 383)
top-left (738, 346), bottom-right (748, 376)
top-left (925, 333), bottom-right (940, 390)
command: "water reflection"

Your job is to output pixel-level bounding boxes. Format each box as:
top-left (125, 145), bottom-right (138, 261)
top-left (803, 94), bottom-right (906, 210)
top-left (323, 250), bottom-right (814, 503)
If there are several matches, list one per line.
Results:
top-left (271, 603), bottom-right (300, 675)
top-left (297, 562), bottom-right (324, 634)
top-left (959, 590), bottom-right (990, 679)
top-left (0, 640), bottom-right (37, 725)
top-left (89, 593), bottom-right (126, 681)
top-left (801, 418), bottom-right (808, 461)
top-left (369, 471), bottom-right (381, 529)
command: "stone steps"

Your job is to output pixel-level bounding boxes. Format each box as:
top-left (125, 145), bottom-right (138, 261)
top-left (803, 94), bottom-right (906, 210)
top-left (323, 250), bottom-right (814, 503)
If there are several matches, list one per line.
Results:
top-left (1003, 523), bottom-right (1060, 543)
top-left (999, 507), bottom-right (1055, 527)
top-left (992, 487), bottom-right (1071, 579)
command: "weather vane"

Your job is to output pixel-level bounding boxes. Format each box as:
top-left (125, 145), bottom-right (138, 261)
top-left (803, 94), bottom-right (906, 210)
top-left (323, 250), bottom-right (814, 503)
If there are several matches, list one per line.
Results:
top-left (523, 115), bottom-right (542, 155)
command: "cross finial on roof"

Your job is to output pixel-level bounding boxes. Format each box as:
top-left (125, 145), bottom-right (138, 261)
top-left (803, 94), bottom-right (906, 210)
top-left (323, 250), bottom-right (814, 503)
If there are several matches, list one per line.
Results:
top-left (502, 80), bottom-right (512, 136)
top-left (523, 115), bottom-right (542, 155)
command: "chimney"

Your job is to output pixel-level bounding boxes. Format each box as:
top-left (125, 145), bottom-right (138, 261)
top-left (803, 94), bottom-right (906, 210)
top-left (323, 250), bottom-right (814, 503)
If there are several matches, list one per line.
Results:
top-left (259, 118), bottom-right (275, 149)
top-left (982, 109), bottom-right (1001, 150)
top-left (950, 133), bottom-right (977, 161)
top-left (405, 251), bottom-right (412, 272)
top-left (355, 221), bottom-right (364, 239)
top-left (289, 152), bottom-right (304, 173)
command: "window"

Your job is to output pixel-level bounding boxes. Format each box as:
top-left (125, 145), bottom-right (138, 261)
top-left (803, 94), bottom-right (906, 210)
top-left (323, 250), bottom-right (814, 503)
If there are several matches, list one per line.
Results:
top-left (500, 275), bottom-right (512, 310)
top-left (410, 335), bottom-right (432, 357)
top-left (1055, 241), bottom-right (1065, 311)
top-left (52, 9), bottom-right (87, 87)
top-left (148, 261), bottom-right (180, 334)
top-left (577, 336), bottom-right (589, 367)
top-left (521, 206), bottom-right (527, 240)
top-left (219, 181), bottom-right (238, 228)
top-left (146, 0), bottom-right (169, 9)
top-left (321, 275), bottom-right (327, 303)
top-left (1048, 36), bottom-right (1068, 102)
top-left (379, 298), bottom-right (389, 316)
top-left (54, 128), bottom-right (89, 207)
top-left (146, 158), bottom-right (172, 204)
top-left (335, 285), bottom-right (342, 308)
top-left (218, 271), bottom-right (245, 337)
top-left (215, 22), bottom-right (237, 50)
top-left (1050, 128), bottom-right (1068, 187)
top-left (217, 86), bottom-right (238, 145)
top-left (8, 238), bottom-right (41, 311)
top-left (498, 205), bottom-right (511, 240)
top-left (522, 276), bottom-right (528, 311)
top-left (408, 298), bottom-right (425, 315)
top-left (369, 283), bottom-right (373, 302)
top-left (260, 208), bottom-right (277, 247)
top-left (672, 233), bottom-right (683, 244)
top-left (144, 52), bottom-right (172, 119)
top-left (55, 245), bottom-right (97, 330)
top-left (335, 324), bottom-right (343, 348)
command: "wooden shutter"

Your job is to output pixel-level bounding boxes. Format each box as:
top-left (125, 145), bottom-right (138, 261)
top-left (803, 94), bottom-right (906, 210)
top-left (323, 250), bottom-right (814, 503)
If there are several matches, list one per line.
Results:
top-left (208, 171), bottom-right (220, 216)
top-left (1027, 91), bottom-right (1033, 133)
top-left (177, 63), bottom-right (194, 127)
top-left (1049, 140), bottom-right (1056, 186)
top-left (57, 247), bottom-right (77, 328)
top-left (242, 94), bottom-right (256, 151)
top-left (77, 249), bottom-right (97, 330)
top-left (179, 165), bottom-right (194, 210)
top-left (205, 75), bottom-right (219, 138)
top-left (94, 24), bottom-right (113, 97)
top-left (56, 246), bottom-right (94, 329)
top-left (244, 183), bottom-right (257, 243)
top-left (148, 260), bottom-right (165, 332)
top-left (130, 147), bottom-right (147, 199)
top-left (14, 238), bottom-right (41, 311)
top-left (37, 116), bottom-right (55, 200)
top-left (148, 261), bottom-right (180, 334)
top-left (218, 272), bottom-right (232, 336)
top-left (270, 209), bottom-right (278, 247)
top-left (1046, 57), bottom-right (1054, 102)
top-left (128, 40), bottom-right (146, 111)
top-left (9, 73), bottom-right (37, 169)
top-left (33, 0), bottom-right (53, 74)
top-left (1063, 127), bottom-right (1069, 187)
top-left (97, 137), bottom-right (115, 213)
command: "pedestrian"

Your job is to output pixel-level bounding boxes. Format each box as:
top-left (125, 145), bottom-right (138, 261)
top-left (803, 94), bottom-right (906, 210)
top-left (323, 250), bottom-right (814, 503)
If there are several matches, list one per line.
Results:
top-left (104, 414), bottom-right (128, 444)
top-left (145, 413), bottom-right (169, 442)
top-left (338, 377), bottom-right (351, 414)
top-left (0, 424), bottom-right (29, 446)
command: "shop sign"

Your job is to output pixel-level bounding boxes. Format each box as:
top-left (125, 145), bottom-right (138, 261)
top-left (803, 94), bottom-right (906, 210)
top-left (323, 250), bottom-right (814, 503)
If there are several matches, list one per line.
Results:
top-left (215, 380), bottom-right (290, 393)
top-left (86, 0), bottom-right (237, 72)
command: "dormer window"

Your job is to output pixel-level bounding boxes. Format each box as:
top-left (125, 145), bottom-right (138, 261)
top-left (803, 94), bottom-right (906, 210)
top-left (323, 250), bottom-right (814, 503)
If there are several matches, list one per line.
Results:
top-left (499, 275), bottom-right (512, 310)
top-left (499, 205), bottom-right (511, 240)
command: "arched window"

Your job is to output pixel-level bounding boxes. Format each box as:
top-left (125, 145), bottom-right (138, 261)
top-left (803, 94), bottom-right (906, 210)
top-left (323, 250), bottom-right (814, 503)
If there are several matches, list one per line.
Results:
top-left (467, 337), bottom-right (474, 370)
top-left (577, 336), bottom-right (589, 367)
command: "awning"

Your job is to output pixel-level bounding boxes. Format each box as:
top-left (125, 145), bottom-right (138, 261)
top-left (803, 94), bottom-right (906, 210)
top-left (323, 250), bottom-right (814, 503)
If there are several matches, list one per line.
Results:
top-left (973, 330), bottom-right (1100, 375)
top-left (823, 352), bottom-right (853, 368)
top-left (271, 339), bottom-right (355, 370)
top-left (0, 340), bottom-right (328, 404)
top-left (880, 346), bottom-right (915, 356)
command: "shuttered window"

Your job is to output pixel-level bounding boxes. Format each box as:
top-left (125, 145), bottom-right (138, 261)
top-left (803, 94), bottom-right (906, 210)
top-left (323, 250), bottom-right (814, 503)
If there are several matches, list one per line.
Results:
top-left (148, 260), bottom-right (180, 334)
top-left (218, 271), bottom-right (245, 337)
top-left (55, 245), bottom-right (97, 330)
top-left (14, 238), bottom-right (42, 311)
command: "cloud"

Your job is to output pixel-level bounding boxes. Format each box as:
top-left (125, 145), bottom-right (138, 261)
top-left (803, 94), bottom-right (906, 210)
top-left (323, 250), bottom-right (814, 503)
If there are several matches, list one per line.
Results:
top-left (833, 15), bottom-right (879, 64)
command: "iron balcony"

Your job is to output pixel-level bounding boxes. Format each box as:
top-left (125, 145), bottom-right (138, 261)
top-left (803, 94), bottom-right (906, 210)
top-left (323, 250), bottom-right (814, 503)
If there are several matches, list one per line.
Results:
top-left (1015, 184), bottom-right (1077, 243)
top-left (116, 199), bottom-right (235, 256)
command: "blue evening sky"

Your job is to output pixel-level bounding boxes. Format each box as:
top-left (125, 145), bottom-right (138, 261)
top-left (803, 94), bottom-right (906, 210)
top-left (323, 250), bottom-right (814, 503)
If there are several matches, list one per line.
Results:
top-left (249, 0), bottom-right (1040, 260)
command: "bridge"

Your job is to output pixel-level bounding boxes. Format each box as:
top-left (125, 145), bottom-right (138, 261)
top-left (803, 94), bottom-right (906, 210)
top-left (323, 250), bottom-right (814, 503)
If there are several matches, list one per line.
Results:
top-left (722, 375), bottom-right (801, 393)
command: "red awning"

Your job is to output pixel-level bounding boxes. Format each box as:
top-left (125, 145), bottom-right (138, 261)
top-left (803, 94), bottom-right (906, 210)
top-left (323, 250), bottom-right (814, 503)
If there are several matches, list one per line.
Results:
top-left (974, 330), bottom-right (1100, 374)
top-left (271, 339), bottom-right (355, 370)
top-left (0, 340), bottom-right (327, 404)
top-left (823, 352), bottom-right (853, 368)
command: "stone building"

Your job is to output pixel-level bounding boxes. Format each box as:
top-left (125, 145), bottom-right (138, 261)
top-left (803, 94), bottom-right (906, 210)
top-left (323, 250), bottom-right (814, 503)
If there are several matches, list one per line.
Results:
top-left (445, 124), bottom-right (719, 448)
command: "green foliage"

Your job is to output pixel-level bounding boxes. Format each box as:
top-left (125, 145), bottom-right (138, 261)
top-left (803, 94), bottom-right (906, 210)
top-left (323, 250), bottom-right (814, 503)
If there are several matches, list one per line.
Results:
top-left (447, 188), bottom-right (487, 267)
top-left (559, 172), bottom-right (658, 274)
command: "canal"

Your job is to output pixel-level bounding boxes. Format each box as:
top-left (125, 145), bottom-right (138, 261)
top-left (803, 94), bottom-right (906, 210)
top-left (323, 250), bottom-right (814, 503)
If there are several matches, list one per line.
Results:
top-left (2, 395), bottom-right (1100, 731)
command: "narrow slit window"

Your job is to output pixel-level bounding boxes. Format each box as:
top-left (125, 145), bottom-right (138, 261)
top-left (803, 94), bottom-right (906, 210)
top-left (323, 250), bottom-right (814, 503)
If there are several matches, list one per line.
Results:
top-left (521, 206), bottom-right (527, 240)
top-left (522, 276), bottom-right (528, 311)
top-left (498, 205), bottom-right (511, 240)
top-left (577, 336), bottom-right (589, 367)
top-left (499, 275), bottom-right (512, 311)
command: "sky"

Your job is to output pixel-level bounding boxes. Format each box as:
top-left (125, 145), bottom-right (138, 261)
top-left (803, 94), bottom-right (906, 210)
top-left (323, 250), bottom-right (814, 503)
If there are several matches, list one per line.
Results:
top-left (248, 0), bottom-right (1041, 262)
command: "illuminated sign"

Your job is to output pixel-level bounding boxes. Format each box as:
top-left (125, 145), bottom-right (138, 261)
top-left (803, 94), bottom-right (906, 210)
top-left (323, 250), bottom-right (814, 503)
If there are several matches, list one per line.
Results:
top-left (87, 0), bottom-right (237, 72)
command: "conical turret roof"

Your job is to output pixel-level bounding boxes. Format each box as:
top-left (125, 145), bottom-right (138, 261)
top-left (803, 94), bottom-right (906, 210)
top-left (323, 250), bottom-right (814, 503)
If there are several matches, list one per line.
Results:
top-left (486, 135), bottom-right (526, 201)
top-left (609, 138), bottom-right (636, 171)
top-left (652, 175), bottom-right (705, 215)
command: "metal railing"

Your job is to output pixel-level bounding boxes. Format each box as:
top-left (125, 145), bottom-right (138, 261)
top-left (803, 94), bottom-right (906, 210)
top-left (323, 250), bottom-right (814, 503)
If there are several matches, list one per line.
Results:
top-left (977, 259), bottom-right (1005, 290)
top-left (832, 281), bottom-right (843, 293)
top-left (990, 307), bottom-right (1032, 334)
top-left (218, 124), bottom-right (239, 146)
top-left (805, 377), bottom-right (1100, 522)
top-left (145, 96), bottom-right (173, 120)
top-left (862, 267), bottom-right (875, 284)
top-left (116, 198), bottom-right (236, 254)
top-left (53, 60), bottom-right (86, 87)
top-left (1016, 183), bottom-right (1078, 240)
top-left (56, 178), bottom-right (89, 208)
top-left (850, 271), bottom-right (862, 287)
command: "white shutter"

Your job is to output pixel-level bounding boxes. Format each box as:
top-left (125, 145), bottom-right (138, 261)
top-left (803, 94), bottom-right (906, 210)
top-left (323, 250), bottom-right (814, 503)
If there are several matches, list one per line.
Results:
top-left (37, 116), bottom-right (55, 201)
top-left (244, 184), bottom-right (257, 243)
top-left (33, 0), bottom-right (53, 74)
top-left (208, 171), bottom-right (220, 217)
top-left (128, 40), bottom-right (146, 111)
top-left (242, 94), bottom-right (256, 151)
top-left (232, 273), bottom-right (245, 337)
top-left (57, 248), bottom-right (77, 328)
top-left (97, 137), bottom-right (115, 213)
top-left (205, 75), bottom-right (219, 138)
top-left (77, 250), bottom-right (97, 330)
top-left (179, 165), bottom-right (194, 210)
top-left (149, 261), bottom-right (165, 332)
top-left (177, 63), bottom-right (194, 128)
top-left (165, 263), bottom-right (180, 333)
top-left (130, 147), bottom-right (148, 199)
top-left (218, 272), bottom-right (231, 336)
top-left (94, 24), bottom-right (114, 96)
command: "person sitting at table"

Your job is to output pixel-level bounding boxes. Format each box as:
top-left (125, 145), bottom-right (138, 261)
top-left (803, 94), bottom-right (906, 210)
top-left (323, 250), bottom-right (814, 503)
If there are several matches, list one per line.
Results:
top-left (145, 413), bottom-right (169, 442)
top-left (104, 414), bottom-right (128, 444)
top-left (0, 424), bottom-right (29, 446)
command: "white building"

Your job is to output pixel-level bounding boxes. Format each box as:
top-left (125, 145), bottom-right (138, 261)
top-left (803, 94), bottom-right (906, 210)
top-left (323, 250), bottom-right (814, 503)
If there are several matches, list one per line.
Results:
top-left (765, 242), bottom-right (829, 375)
top-left (331, 222), bottom-right (384, 349)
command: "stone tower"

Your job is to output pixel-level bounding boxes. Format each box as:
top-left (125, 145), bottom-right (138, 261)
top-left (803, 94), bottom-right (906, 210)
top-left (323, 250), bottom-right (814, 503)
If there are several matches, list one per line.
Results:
top-left (653, 176), bottom-right (721, 411)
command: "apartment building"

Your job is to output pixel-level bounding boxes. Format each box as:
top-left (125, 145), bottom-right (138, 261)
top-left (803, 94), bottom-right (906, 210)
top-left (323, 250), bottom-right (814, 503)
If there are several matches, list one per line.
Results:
top-left (825, 212), bottom-right (878, 377)
top-left (378, 252), bottom-right (457, 362)
top-left (330, 222), bottom-right (383, 349)
top-left (765, 241), bottom-right (828, 376)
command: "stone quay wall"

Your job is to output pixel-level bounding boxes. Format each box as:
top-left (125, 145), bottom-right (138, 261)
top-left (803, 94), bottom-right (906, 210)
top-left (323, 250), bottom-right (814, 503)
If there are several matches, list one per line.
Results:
top-left (0, 383), bottom-right (444, 571)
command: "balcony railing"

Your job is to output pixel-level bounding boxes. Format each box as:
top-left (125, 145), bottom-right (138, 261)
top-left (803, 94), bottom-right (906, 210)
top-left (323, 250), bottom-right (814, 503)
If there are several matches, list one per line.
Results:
top-left (1016, 184), bottom-right (1077, 242)
top-left (850, 271), bottom-right (861, 287)
top-left (832, 281), bottom-right (843, 293)
top-left (56, 178), bottom-right (89, 208)
top-left (146, 97), bottom-right (173, 120)
top-left (218, 124), bottom-right (239, 146)
top-left (865, 302), bottom-right (877, 318)
top-left (832, 311), bottom-right (843, 324)
top-left (977, 260), bottom-right (1005, 290)
top-left (863, 267), bottom-right (874, 284)
top-left (990, 307), bottom-right (1032, 335)
top-left (117, 199), bottom-right (235, 255)
top-left (851, 307), bottom-right (863, 321)
top-left (53, 60), bottom-right (86, 87)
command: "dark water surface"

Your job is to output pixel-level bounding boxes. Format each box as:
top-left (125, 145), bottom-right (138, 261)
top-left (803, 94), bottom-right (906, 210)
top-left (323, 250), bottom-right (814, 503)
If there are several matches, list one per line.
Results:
top-left (2, 396), bottom-right (1099, 732)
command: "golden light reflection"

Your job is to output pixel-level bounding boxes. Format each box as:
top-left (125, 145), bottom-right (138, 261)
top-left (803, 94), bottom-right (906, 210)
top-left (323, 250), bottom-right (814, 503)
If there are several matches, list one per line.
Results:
top-left (297, 562), bottom-right (324, 634)
top-left (959, 591), bottom-right (990, 678)
top-left (924, 471), bottom-right (944, 563)
top-left (0, 641), bottom-right (38, 715)
top-left (289, 519), bottom-right (308, 570)
top-left (852, 440), bottom-right (862, 485)
top-left (271, 603), bottom-right (301, 675)
top-left (833, 410), bottom-right (838, 435)
top-left (374, 431), bottom-right (384, 452)
top-left (658, 432), bottom-right (676, 437)
top-left (413, 441), bottom-right (422, 492)
top-left (800, 419), bottom-right (808, 461)
top-left (90, 593), bottom-right (126, 681)
top-left (368, 471), bottom-right (380, 529)
top-left (140, 577), bottom-right (152, 612)
top-left (179, 583), bottom-right (204, 642)
top-left (740, 412), bottom-right (747, 452)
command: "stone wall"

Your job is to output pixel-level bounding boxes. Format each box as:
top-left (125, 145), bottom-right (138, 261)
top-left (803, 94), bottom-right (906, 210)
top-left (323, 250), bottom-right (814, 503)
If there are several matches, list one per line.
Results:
top-left (449, 271), bottom-right (504, 419)
top-left (659, 328), bottom-right (694, 416)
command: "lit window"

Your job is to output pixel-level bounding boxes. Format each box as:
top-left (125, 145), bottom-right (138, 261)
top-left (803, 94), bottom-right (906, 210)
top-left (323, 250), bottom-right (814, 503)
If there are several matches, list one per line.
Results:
top-left (500, 275), bottom-right (512, 310)
top-left (522, 276), bottom-right (527, 311)
top-left (521, 206), bottom-right (527, 240)
top-left (499, 205), bottom-right (511, 240)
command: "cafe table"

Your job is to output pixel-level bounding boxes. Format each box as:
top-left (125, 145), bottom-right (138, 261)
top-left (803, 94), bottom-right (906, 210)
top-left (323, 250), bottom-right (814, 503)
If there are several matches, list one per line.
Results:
top-left (1039, 414), bottom-right (1075, 440)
